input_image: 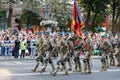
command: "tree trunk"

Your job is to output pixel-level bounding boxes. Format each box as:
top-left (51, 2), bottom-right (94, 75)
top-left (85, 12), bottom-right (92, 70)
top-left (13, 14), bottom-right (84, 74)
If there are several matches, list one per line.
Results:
top-left (91, 12), bottom-right (97, 28)
top-left (7, 0), bottom-right (13, 28)
top-left (7, 9), bottom-right (12, 28)
top-left (112, 0), bottom-right (116, 32)
top-left (115, 7), bottom-right (120, 24)
top-left (85, 10), bottom-right (91, 31)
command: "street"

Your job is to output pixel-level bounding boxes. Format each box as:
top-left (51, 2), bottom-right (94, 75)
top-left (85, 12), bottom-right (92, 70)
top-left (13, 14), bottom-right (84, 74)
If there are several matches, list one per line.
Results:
top-left (0, 58), bottom-right (120, 80)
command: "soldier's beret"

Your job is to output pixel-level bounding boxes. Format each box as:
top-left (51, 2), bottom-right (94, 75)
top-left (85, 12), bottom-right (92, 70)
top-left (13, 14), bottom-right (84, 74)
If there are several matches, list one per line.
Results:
top-left (44, 32), bottom-right (49, 35)
top-left (38, 32), bottom-right (42, 35)
top-left (58, 32), bottom-right (63, 36)
top-left (84, 31), bottom-right (89, 35)
top-left (65, 32), bottom-right (69, 35)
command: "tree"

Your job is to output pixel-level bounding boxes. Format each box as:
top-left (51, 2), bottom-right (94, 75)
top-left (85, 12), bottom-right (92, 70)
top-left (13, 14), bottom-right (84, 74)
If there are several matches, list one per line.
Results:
top-left (20, 9), bottom-right (40, 28)
top-left (51, 0), bottom-right (72, 30)
top-left (111, 0), bottom-right (120, 32)
top-left (78, 0), bottom-right (111, 31)
top-left (0, 1), bottom-right (6, 18)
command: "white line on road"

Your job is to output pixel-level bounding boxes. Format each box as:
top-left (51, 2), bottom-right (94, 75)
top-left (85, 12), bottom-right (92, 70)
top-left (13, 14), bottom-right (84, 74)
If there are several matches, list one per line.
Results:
top-left (0, 69), bottom-right (120, 77)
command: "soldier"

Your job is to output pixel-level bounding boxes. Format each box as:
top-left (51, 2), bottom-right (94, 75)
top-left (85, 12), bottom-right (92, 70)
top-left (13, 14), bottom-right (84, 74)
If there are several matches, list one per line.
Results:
top-left (72, 34), bottom-right (82, 72)
top-left (115, 43), bottom-right (120, 66)
top-left (100, 35), bottom-right (110, 71)
top-left (82, 32), bottom-right (92, 74)
top-left (109, 50), bottom-right (115, 66)
top-left (51, 32), bottom-right (68, 76)
top-left (40, 32), bottom-right (55, 73)
top-left (64, 32), bottom-right (74, 71)
top-left (31, 32), bottom-right (44, 72)
top-left (104, 35), bottom-right (111, 68)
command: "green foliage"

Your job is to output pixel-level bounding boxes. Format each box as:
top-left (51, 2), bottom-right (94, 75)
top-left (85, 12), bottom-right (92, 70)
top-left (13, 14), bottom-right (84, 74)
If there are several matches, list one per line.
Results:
top-left (20, 9), bottom-right (40, 26)
top-left (51, 0), bottom-right (72, 29)
top-left (78, 0), bottom-right (111, 31)
top-left (0, 1), bottom-right (7, 18)
top-left (0, 9), bottom-right (6, 18)
top-left (95, 14), bottom-right (105, 25)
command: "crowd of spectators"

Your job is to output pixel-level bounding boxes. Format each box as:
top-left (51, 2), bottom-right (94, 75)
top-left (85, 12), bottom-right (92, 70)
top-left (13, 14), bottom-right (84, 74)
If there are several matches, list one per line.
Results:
top-left (0, 28), bottom-right (120, 59)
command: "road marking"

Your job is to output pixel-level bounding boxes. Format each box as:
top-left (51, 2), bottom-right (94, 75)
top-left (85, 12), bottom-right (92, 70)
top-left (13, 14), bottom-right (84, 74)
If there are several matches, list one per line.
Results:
top-left (0, 69), bottom-right (120, 77)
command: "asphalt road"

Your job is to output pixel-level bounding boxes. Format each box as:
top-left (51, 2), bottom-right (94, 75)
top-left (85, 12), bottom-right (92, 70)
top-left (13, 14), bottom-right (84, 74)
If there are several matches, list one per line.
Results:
top-left (0, 59), bottom-right (120, 80)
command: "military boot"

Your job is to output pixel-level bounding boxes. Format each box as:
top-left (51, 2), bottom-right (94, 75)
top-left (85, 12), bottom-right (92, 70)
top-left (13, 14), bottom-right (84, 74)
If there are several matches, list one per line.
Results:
top-left (51, 71), bottom-right (56, 76)
top-left (31, 69), bottom-right (36, 72)
top-left (31, 64), bottom-right (39, 72)
top-left (73, 66), bottom-right (77, 72)
top-left (39, 68), bottom-right (46, 73)
top-left (64, 71), bottom-right (68, 75)
top-left (68, 67), bottom-right (72, 71)
top-left (87, 69), bottom-right (92, 74)
top-left (100, 66), bottom-right (104, 71)
top-left (76, 69), bottom-right (81, 72)
top-left (117, 64), bottom-right (120, 66)
top-left (83, 68), bottom-right (87, 73)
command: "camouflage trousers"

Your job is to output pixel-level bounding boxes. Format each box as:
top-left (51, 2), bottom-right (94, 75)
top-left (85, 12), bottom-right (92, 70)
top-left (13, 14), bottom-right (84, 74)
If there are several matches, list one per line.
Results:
top-left (64, 55), bottom-right (72, 70)
top-left (52, 53), bottom-right (68, 75)
top-left (73, 51), bottom-right (82, 72)
top-left (115, 53), bottom-right (120, 66)
top-left (40, 51), bottom-right (55, 72)
top-left (100, 57), bottom-right (107, 71)
top-left (31, 52), bottom-right (44, 72)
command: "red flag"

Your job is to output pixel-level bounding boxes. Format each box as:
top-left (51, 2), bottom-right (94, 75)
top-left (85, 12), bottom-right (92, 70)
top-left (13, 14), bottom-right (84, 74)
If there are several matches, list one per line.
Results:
top-left (83, 40), bottom-right (91, 51)
top-left (71, 0), bottom-right (84, 38)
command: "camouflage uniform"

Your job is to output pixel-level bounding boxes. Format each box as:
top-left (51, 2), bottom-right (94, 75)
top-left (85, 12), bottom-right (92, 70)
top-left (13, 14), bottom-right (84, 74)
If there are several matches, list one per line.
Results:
top-left (82, 34), bottom-right (92, 73)
top-left (64, 32), bottom-right (74, 71)
top-left (115, 45), bottom-right (120, 66)
top-left (40, 32), bottom-right (55, 73)
top-left (73, 34), bottom-right (82, 72)
top-left (109, 36), bottom-right (116, 66)
top-left (51, 32), bottom-right (68, 76)
top-left (109, 50), bottom-right (115, 66)
top-left (31, 32), bottom-right (44, 72)
top-left (104, 38), bottom-right (111, 68)
top-left (100, 36), bottom-right (110, 71)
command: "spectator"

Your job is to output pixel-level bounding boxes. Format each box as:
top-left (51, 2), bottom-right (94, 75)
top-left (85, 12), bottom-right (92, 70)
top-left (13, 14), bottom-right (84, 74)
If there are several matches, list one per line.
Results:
top-left (20, 38), bottom-right (26, 58)
top-left (14, 36), bottom-right (20, 58)
top-left (30, 35), bottom-right (36, 58)
top-left (4, 36), bottom-right (11, 58)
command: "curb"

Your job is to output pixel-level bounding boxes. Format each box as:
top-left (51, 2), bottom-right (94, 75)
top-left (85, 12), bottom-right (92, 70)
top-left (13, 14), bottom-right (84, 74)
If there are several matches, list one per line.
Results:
top-left (0, 56), bottom-right (101, 61)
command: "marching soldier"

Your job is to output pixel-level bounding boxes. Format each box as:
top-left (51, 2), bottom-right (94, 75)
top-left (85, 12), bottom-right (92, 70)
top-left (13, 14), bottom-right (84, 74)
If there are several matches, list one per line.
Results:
top-left (115, 35), bottom-right (120, 66)
top-left (100, 35), bottom-right (106, 71)
top-left (73, 34), bottom-right (82, 72)
top-left (31, 32), bottom-right (44, 72)
top-left (40, 32), bottom-right (55, 73)
top-left (64, 32), bottom-right (74, 71)
top-left (104, 36), bottom-right (111, 68)
top-left (100, 35), bottom-right (110, 71)
top-left (51, 32), bottom-right (68, 76)
top-left (115, 43), bottom-right (120, 66)
top-left (82, 32), bottom-right (92, 74)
